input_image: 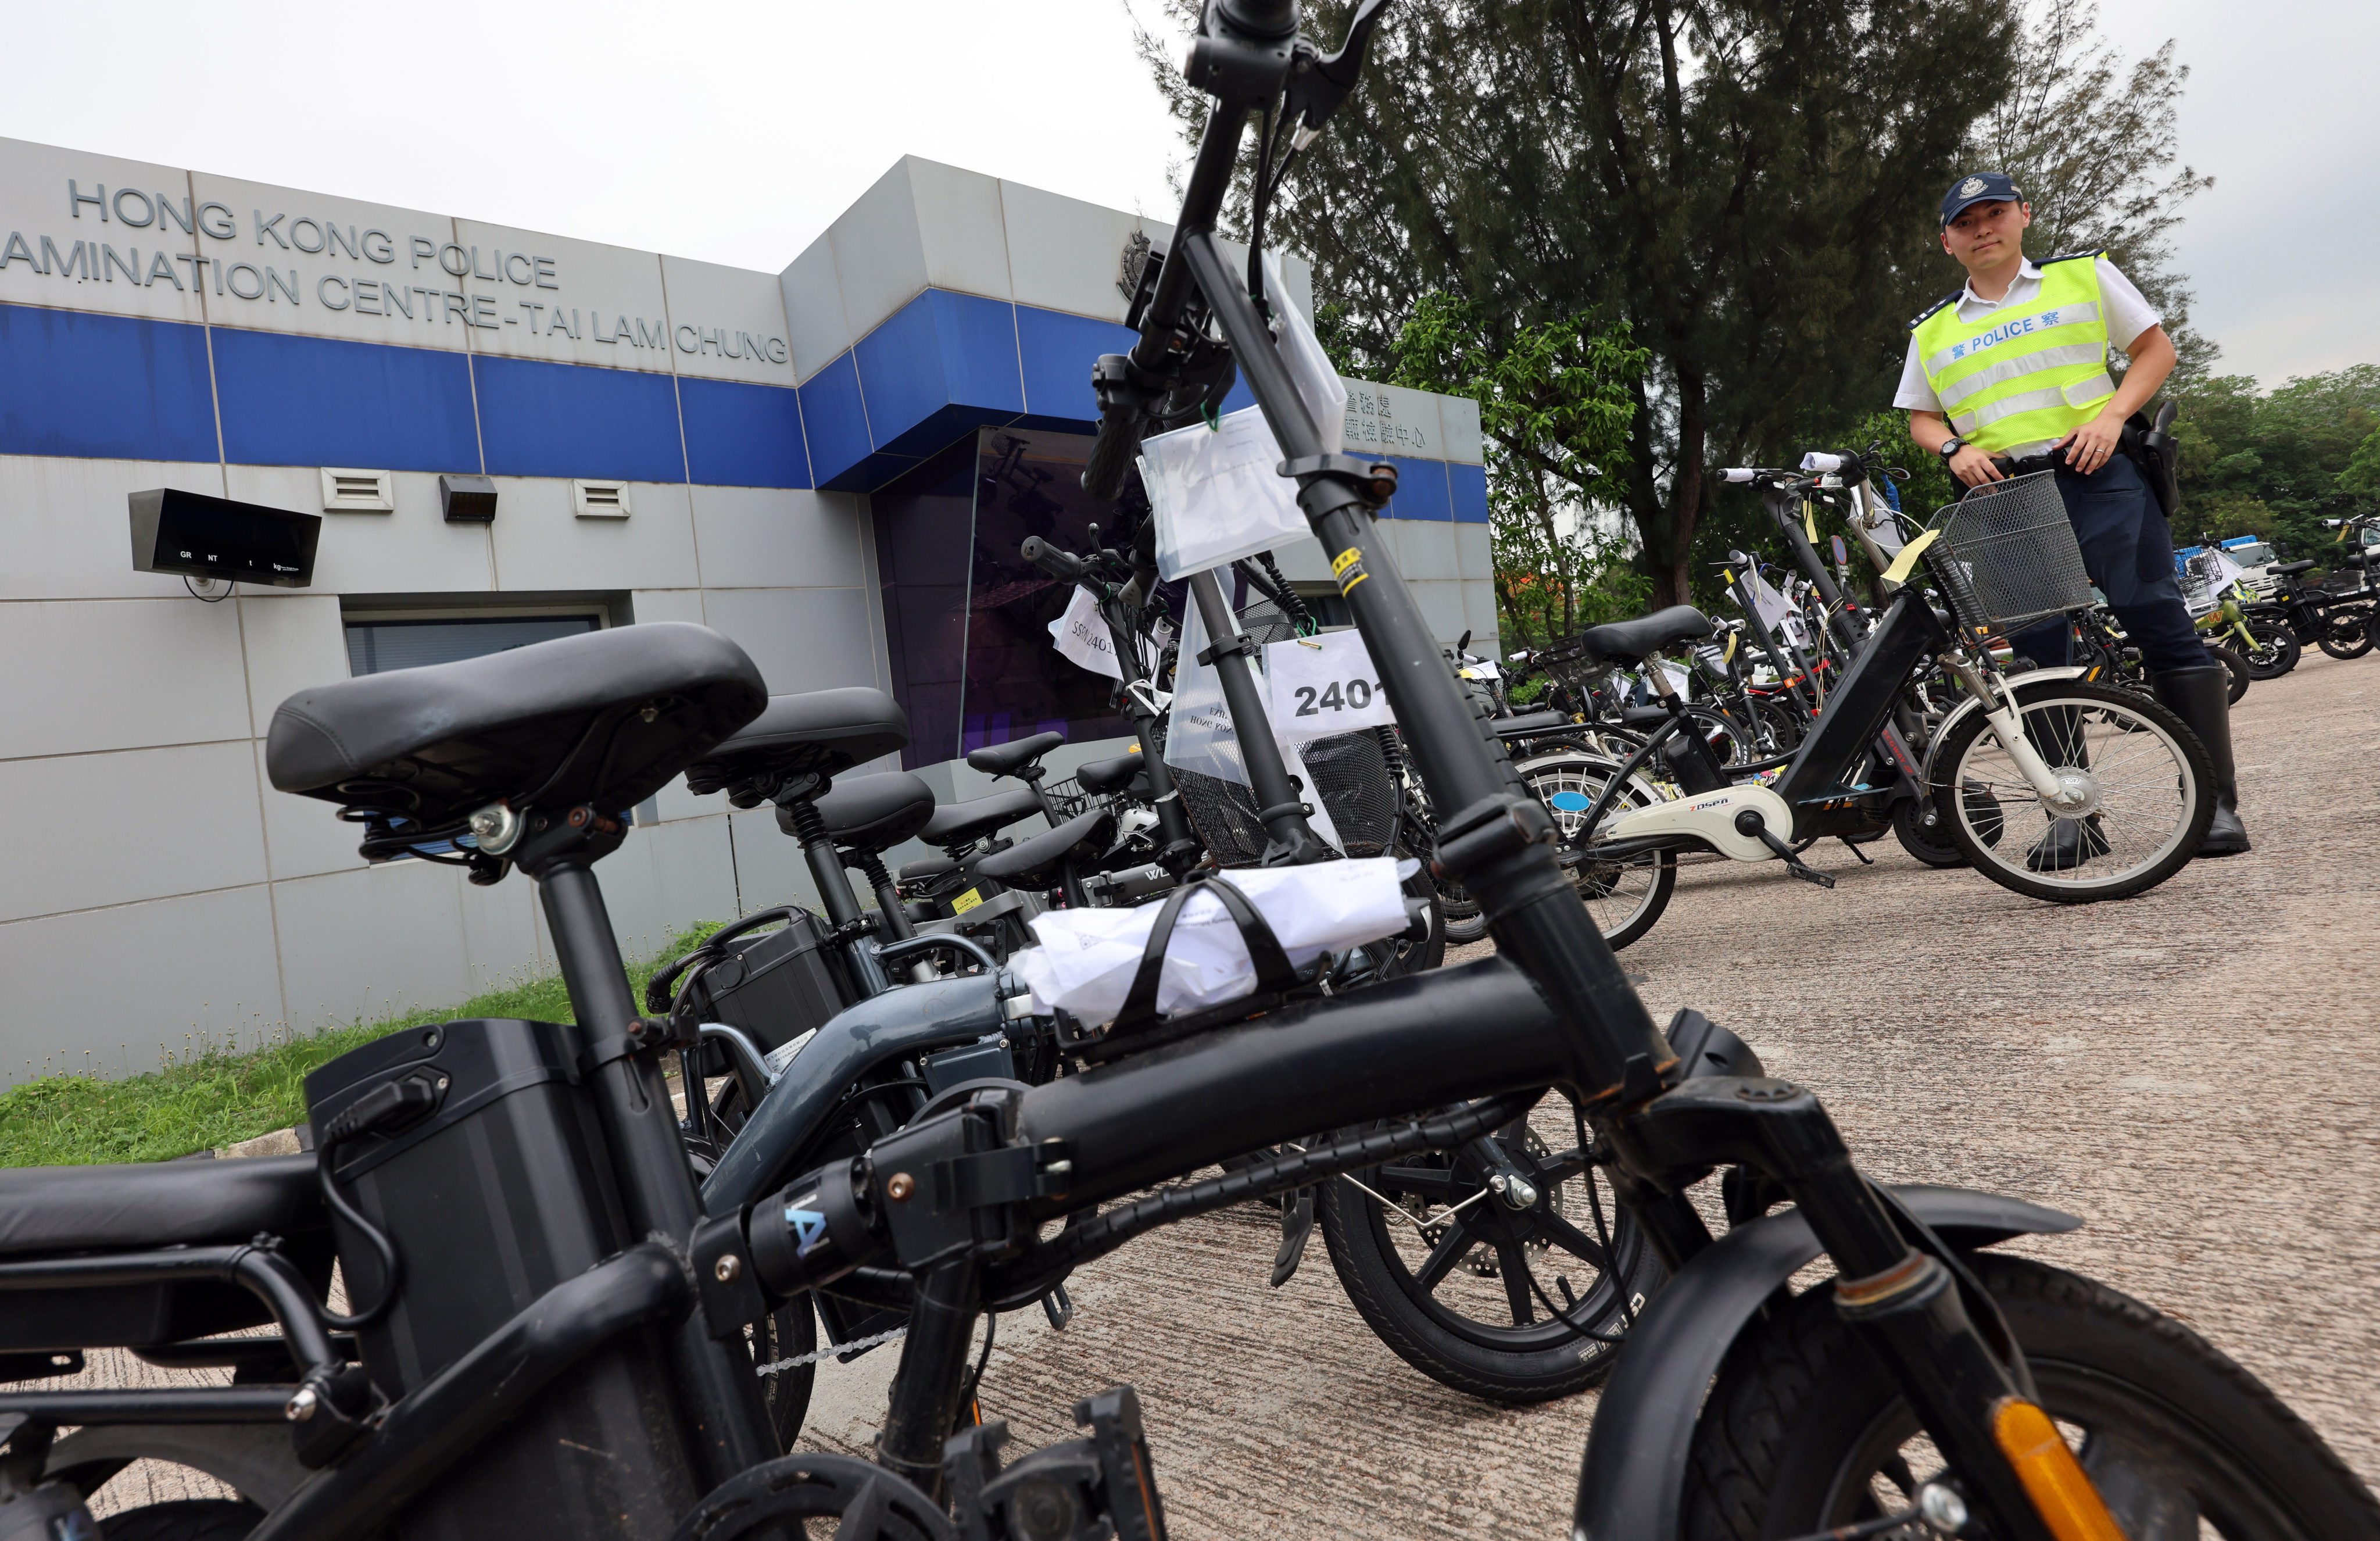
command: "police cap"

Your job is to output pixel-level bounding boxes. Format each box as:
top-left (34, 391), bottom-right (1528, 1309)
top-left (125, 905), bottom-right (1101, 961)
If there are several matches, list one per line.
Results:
top-left (1940, 171), bottom-right (2024, 227)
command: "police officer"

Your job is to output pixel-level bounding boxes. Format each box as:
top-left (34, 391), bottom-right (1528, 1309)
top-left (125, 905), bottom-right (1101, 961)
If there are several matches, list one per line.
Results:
top-left (1898, 170), bottom-right (2248, 857)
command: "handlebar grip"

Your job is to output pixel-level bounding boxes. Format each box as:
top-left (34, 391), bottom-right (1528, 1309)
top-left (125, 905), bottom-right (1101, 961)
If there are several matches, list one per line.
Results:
top-left (1081, 406), bottom-right (1148, 502)
top-left (1720, 467), bottom-right (1757, 484)
top-left (1020, 536), bottom-right (1089, 584)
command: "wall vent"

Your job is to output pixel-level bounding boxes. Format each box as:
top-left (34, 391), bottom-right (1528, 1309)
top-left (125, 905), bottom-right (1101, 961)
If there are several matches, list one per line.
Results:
top-left (572, 480), bottom-right (631, 519)
top-left (318, 467), bottom-right (394, 513)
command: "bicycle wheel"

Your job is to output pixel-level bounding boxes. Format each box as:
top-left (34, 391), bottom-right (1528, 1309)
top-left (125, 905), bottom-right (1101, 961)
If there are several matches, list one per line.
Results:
top-left (1889, 795), bottom-right (1967, 868)
top-left (1315, 1103), bottom-right (1664, 1402)
top-left (750, 1298), bottom-right (818, 1451)
top-left (2235, 619), bottom-right (2300, 678)
top-left (1516, 750), bottom-right (1676, 949)
top-left (1681, 1252), bottom-right (2380, 1540)
top-left (2315, 605), bottom-right (2374, 660)
top-left (1930, 680), bottom-right (2212, 903)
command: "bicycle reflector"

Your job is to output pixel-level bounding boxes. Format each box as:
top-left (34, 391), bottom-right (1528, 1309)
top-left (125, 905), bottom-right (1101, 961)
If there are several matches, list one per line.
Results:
top-left (1992, 1399), bottom-right (2128, 1541)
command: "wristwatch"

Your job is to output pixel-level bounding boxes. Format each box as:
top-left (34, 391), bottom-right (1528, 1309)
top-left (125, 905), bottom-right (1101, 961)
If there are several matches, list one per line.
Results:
top-left (1938, 435), bottom-right (1966, 460)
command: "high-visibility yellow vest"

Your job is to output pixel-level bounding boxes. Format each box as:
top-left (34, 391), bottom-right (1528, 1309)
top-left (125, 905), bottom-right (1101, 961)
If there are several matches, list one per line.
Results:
top-left (1911, 252), bottom-right (2117, 453)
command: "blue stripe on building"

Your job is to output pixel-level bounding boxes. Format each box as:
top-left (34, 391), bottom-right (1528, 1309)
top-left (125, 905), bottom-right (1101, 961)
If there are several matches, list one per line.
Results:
top-left (1450, 461), bottom-right (1489, 523)
top-left (474, 355), bottom-right (686, 482)
top-left (1380, 456), bottom-right (1451, 523)
top-left (679, 376), bottom-right (813, 489)
top-left (213, 329), bottom-right (480, 473)
top-left (1014, 303), bottom-right (1134, 431)
top-left (856, 289), bottom-right (1025, 459)
top-left (0, 303), bottom-right (219, 463)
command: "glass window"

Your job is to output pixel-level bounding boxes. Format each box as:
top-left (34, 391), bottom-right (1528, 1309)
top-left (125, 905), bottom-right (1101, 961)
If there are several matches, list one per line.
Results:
top-left (344, 614), bottom-right (601, 675)
top-left (2224, 541), bottom-right (2274, 567)
top-left (871, 428), bottom-right (1138, 768)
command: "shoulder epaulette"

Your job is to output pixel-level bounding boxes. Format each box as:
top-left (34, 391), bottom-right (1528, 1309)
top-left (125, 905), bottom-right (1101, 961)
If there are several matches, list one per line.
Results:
top-left (1908, 290), bottom-right (1962, 330)
top-left (2038, 249), bottom-right (2106, 267)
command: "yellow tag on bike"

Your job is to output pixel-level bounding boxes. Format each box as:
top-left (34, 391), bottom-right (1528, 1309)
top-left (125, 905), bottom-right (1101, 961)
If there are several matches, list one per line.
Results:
top-left (1881, 528), bottom-right (1940, 586)
top-left (950, 888), bottom-right (985, 916)
top-left (1802, 499), bottom-right (1820, 546)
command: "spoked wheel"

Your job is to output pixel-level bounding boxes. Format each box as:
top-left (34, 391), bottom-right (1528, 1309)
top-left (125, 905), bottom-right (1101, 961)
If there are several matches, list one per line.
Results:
top-left (1517, 751), bottom-right (1676, 949)
top-left (2235, 618), bottom-right (2300, 678)
top-left (1315, 1101), bottom-right (1664, 1402)
top-left (1930, 680), bottom-right (2213, 903)
top-left (1681, 1253), bottom-right (2380, 1540)
top-left (2316, 606), bottom-right (2374, 660)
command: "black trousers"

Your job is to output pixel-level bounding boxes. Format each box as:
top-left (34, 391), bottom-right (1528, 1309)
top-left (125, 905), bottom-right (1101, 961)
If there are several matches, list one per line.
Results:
top-left (2005, 451), bottom-right (2209, 675)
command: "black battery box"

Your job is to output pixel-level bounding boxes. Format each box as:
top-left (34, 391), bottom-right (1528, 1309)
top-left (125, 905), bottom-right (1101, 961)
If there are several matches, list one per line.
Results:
top-left (690, 907), bottom-right (856, 1054)
top-left (304, 1018), bottom-right (697, 1540)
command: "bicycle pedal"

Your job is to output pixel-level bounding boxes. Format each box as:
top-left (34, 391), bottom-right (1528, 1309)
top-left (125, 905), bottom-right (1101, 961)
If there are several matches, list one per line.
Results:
top-left (1785, 860), bottom-right (1835, 889)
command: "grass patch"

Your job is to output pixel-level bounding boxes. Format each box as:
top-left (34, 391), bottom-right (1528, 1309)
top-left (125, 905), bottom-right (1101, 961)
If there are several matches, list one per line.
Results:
top-left (0, 920), bottom-right (724, 1168)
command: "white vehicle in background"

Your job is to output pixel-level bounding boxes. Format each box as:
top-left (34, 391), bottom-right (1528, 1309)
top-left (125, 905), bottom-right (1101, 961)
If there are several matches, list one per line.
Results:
top-left (2214, 535), bottom-right (2279, 598)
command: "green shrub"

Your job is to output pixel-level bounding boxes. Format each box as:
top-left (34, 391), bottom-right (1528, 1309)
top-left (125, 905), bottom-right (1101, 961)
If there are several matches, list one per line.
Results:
top-left (0, 920), bottom-right (724, 1167)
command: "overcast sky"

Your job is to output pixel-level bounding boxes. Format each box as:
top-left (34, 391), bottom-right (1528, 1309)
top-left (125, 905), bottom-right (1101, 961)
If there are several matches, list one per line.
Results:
top-left (1, 0), bottom-right (2364, 391)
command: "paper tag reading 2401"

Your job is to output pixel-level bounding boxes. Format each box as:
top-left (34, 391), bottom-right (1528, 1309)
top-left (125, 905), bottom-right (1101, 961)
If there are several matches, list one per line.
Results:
top-left (1264, 628), bottom-right (1396, 743)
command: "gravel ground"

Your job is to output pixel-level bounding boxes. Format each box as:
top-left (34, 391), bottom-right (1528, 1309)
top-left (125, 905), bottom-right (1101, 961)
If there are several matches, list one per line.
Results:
top-left (69, 651), bottom-right (2380, 1534)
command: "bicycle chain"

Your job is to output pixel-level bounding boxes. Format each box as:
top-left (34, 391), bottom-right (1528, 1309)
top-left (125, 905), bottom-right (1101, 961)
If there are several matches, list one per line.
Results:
top-left (753, 1324), bottom-right (908, 1377)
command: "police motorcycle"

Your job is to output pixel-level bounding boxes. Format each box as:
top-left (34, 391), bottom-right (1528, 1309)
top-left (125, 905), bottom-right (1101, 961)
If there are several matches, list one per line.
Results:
top-left (721, 4), bottom-right (2371, 1536)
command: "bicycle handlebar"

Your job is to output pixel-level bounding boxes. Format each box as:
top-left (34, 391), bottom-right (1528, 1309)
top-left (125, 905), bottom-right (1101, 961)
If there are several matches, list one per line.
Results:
top-left (1019, 535), bottom-right (1089, 585)
top-left (1082, 394), bottom-right (1148, 501)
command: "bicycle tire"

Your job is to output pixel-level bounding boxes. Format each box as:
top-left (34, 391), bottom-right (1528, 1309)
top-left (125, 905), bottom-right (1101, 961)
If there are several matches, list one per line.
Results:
top-left (2236, 619), bottom-right (2300, 678)
top-left (2315, 606), bottom-right (2374, 660)
top-left (1515, 750), bottom-right (1676, 950)
top-left (753, 1298), bottom-right (818, 1451)
top-left (1314, 1110), bottom-right (1665, 1403)
top-left (1930, 679), bottom-right (2212, 903)
top-left (1680, 1252), bottom-right (2380, 1540)
top-left (1889, 795), bottom-right (1967, 868)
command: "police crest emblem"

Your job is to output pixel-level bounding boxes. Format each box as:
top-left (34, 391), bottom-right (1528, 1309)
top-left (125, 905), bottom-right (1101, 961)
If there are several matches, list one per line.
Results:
top-left (1960, 176), bottom-right (1988, 198)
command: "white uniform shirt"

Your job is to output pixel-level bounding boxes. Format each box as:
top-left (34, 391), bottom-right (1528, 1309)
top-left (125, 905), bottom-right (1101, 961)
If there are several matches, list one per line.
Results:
top-left (1894, 256), bottom-right (2160, 423)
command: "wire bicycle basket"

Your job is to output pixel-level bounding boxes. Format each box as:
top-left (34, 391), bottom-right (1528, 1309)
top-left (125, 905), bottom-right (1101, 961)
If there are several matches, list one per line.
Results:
top-left (1924, 471), bottom-right (2092, 636)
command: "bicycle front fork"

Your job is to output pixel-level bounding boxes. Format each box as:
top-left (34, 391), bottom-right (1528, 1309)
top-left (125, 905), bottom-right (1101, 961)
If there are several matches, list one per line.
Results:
top-left (1610, 1077), bottom-right (2118, 1541)
top-left (1939, 654), bottom-right (2071, 804)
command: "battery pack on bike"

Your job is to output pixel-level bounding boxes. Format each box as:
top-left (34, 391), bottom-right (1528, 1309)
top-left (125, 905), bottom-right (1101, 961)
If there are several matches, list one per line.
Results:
top-left (305, 1019), bottom-right (702, 1539)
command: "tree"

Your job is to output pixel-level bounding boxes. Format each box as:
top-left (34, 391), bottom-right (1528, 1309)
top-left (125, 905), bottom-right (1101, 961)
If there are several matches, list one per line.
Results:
top-left (1139, 0), bottom-right (2019, 609)
top-left (1384, 294), bottom-right (1650, 645)
top-left (1961, 0), bottom-right (2219, 380)
top-left (2167, 365), bottom-right (2380, 555)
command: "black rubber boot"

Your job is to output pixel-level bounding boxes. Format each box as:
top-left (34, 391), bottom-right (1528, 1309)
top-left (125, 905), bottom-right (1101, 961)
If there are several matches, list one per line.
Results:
top-left (2026, 816), bottom-right (2111, 871)
top-left (2152, 666), bottom-right (2250, 856)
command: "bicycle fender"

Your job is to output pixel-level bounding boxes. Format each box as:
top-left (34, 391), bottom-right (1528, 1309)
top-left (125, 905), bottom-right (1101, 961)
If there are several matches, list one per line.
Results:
top-left (1916, 666), bottom-right (2095, 786)
top-left (1570, 1184), bottom-right (2080, 1541)
top-left (700, 972), bottom-right (1004, 1216)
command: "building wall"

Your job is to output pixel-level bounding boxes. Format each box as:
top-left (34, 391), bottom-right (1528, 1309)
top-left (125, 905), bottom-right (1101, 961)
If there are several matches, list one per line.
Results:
top-left (0, 140), bottom-right (1490, 1087)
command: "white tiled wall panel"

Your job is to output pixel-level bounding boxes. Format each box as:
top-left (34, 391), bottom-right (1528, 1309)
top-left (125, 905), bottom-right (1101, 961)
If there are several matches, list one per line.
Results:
top-left (0, 886), bottom-right (286, 1084)
top-left (0, 740), bottom-right (267, 924)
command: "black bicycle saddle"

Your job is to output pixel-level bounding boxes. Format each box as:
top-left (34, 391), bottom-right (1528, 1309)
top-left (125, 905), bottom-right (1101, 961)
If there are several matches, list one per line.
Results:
top-left (921, 786), bottom-right (1045, 849)
top-left (973, 808), bottom-right (1115, 889)
top-left (1075, 753), bottom-right (1150, 796)
top-left (2270, 559), bottom-right (2315, 576)
top-left (268, 622), bottom-right (765, 829)
top-left (1578, 606), bottom-right (1714, 665)
top-left (804, 770), bottom-right (937, 854)
top-left (967, 731), bottom-right (1065, 780)
top-left (685, 688), bottom-right (910, 801)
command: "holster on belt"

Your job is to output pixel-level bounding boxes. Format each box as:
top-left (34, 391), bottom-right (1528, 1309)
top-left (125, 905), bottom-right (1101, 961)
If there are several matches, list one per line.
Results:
top-left (2121, 409), bottom-right (2183, 521)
